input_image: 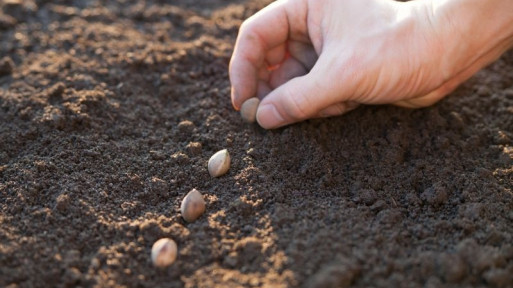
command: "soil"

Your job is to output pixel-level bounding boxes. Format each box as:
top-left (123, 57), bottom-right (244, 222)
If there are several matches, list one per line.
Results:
top-left (1, 0), bottom-right (512, 287)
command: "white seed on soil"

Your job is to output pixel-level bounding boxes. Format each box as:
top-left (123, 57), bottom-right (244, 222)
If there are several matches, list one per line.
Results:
top-left (151, 238), bottom-right (177, 268)
top-left (240, 97), bottom-right (260, 123)
top-left (180, 188), bottom-right (206, 222)
top-left (208, 149), bottom-right (230, 177)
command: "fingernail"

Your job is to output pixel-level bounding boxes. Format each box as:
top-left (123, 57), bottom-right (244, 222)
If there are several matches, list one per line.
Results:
top-left (231, 87), bottom-right (240, 110)
top-left (318, 105), bottom-right (345, 118)
top-left (256, 104), bottom-right (285, 129)
top-left (318, 107), bottom-right (333, 118)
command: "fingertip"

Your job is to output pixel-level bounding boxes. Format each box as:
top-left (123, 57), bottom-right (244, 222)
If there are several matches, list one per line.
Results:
top-left (256, 103), bottom-right (286, 129)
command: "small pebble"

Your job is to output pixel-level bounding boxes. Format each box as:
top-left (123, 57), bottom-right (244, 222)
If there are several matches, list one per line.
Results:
top-left (180, 188), bottom-right (206, 222)
top-left (55, 194), bottom-right (70, 212)
top-left (0, 57), bottom-right (14, 76)
top-left (151, 238), bottom-right (177, 268)
top-left (240, 97), bottom-right (260, 123)
top-left (208, 149), bottom-right (230, 177)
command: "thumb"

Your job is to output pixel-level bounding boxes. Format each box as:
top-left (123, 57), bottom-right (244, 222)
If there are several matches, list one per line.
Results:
top-left (256, 65), bottom-right (341, 129)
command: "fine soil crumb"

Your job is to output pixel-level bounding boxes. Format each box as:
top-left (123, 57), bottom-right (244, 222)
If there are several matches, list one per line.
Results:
top-left (420, 182), bottom-right (449, 207)
top-left (0, 13), bottom-right (17, 29)
top-left (0, 0), bottom-right (512, 287)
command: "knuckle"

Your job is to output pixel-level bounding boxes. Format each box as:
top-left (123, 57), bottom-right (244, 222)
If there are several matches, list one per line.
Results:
top-left (238, 19), bottom-right (258, 40)
top-left (283, 83), bottom-right (312, 120)
top-left (238, 20), bottom-right (250, 34)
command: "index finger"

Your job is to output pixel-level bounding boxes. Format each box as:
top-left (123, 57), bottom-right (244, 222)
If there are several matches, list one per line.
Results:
top-left (229, 0), bottom-right (308, 109)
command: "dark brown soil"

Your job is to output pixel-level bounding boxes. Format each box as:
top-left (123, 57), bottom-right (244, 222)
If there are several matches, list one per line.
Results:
top-left (1, 0), bottom-right (512, 287)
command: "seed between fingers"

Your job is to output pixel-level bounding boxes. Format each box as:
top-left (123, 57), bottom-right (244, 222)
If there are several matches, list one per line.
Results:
top-left (240, 97), bottom-right (260, 123)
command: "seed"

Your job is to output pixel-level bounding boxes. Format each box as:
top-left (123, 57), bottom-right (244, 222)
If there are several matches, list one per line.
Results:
top-left (240, 97), bottom-right (260, 123)
top-left (180, 188), bottom-right (206, 222)
top-left (151, 238), bottom-right (177, 267)
top-left (208, 149), bottom-right (230, 177)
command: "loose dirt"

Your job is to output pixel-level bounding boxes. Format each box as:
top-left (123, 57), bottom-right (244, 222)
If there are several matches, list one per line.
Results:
top-left (1, 0), bottom-right (512, 287)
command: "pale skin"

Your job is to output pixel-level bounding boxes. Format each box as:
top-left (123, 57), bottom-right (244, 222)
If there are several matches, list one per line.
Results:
top-left (229, 0), bottom-right (513, 129)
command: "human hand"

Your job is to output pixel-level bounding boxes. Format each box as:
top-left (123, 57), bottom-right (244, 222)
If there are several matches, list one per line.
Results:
top-left (229, 0), bottom-right (513, 129)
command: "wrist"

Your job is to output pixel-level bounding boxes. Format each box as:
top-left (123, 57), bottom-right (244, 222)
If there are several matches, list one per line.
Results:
top-left (429, 0), bottom-right (513, 74)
